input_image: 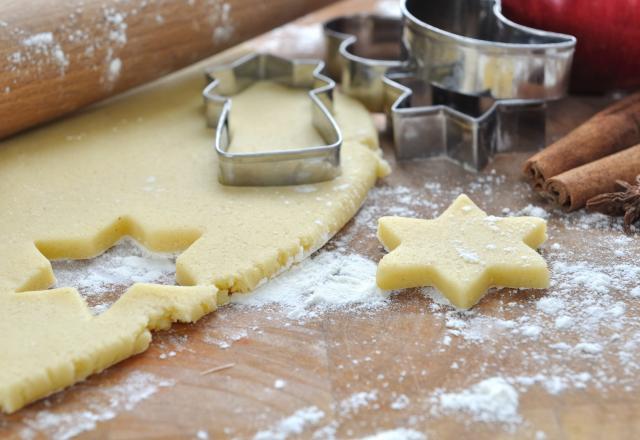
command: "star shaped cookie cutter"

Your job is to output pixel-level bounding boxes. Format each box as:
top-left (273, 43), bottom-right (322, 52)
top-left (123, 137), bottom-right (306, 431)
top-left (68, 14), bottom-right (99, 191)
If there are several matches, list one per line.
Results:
top-left (324, 0), bottom-right (576, 171)
top-left (383, 70), bottom-right (547, 170)
top-left (203, 53), bottom-right (342, 186)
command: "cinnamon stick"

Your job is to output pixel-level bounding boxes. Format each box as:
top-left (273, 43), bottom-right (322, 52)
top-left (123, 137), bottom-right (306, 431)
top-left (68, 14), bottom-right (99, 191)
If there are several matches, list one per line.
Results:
top-left (523, 92), bottom-right (640, 190)
top-left (545, 144), bottom-right (640, 211)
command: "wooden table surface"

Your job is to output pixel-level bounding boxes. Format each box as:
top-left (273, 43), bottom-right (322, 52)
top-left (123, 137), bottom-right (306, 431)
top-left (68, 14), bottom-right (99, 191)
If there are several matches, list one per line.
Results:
top-left (2, 1), bottom-right (639, 439)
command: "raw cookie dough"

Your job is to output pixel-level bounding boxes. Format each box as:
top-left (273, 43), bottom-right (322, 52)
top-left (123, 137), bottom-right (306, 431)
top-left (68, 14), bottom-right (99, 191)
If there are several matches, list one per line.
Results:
top-left (0, 59), bottom-right (388, 413)
top-left (376, 194), bottom-right (549, 309)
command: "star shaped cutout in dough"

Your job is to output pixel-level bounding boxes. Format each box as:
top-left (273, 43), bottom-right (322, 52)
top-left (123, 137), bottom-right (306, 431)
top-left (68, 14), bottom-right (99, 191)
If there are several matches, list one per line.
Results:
top-left (376, 194), bottom-right (549, 309)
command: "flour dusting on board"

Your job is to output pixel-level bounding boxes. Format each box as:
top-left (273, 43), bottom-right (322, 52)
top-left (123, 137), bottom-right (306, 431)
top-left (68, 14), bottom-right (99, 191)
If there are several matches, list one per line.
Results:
top-left (253, 406), bottom-right (325, 440)
top-left (432, 377), bottom-right (520, 425)
top-left (328, 163), bottom-right (640, 433)
top-left (231, 251), bottom-right (388, 320)
top-left (52, 238), bottom-right (177, 314)
top-left (18, 372), bottom-right (173, 440)
top-left (362, 428), bottom-right (426, 440)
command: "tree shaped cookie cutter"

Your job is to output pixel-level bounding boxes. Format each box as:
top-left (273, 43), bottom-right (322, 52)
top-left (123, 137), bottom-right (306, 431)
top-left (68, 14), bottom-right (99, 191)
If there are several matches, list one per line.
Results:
top-left (203, 53), bottom-right (342, 186)
top-left (324, 0), bottom-right (576, 171)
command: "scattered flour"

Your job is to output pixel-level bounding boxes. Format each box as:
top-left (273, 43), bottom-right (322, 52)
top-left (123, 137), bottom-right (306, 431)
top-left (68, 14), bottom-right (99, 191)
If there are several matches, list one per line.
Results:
top-left (326, 168), bottom-right (640, 434)
top-left (433, 377), bottom-right (520, 424)
top-left (209, 2), bottom-right (234, 43)
top-left (100, 6), bottom-right (128, 87)
top-left (390, 394), bottom-right (410, 410)
top-left (361, 428), bottom-right (425, 440)
top-left (202, 327), bottom-right (248, 349)
top-left (253, 406), bottom-right (325, 440)
top-left (106, 57), bottom-right (122, 83)
top-left (574, 342), bottom-right (603, 355)
top-left (19, 372), bottom-right (173, 440)
top-left (13, 31), bottom-right (69, 73)
top-left (338, 390), bottom-right (378, 415)
top-left (515, 204), bottom-right (549, 219)
top-left (104, 8), bottom-right (127, 45)
top-left (231, 251), bottom-right (388, 320)
top-left (554, 315), bottom-right (573, 329)
top-left (453, 241), bottom-right (482, 264)
top-left (52, 237), bottom-right (176, 314)
top-left (536, 297), bottom-right (564, 315)
top-left (22, 32), bottom-right (54, 46)
top-left (520, 324), bottom-right (542, 339)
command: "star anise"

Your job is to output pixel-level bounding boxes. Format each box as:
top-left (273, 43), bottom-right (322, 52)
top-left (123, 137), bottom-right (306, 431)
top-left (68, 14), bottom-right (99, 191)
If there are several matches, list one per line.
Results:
top-left (586, 175), bottom-right (640, 233)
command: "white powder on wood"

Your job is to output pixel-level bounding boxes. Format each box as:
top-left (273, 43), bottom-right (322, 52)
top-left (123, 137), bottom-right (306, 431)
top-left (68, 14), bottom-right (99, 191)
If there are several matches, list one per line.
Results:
top-left (19, 372), bottom-right (173, 440)
top-left (22, 32), bottom-right (54, 46)
top-left (210, 2), bottom-right (234, 43)
top-left (434, 377), bottom-right (520, 424)
top-left (16, 31), bottom-right (69, 73)
top-left (361, 428), bottom-right (425, 440)
top-left (253, 406), bottom-right (325, 440)
top-left (231, 251), bottom-right (388, 320)
top-left (52, 237), bottom-right (176, 314)
top-left (338, 390), bottom-right (378, 415)
top-left (390, 394), bottom-right (410, 410)
top-left (515, 204), bottom-right (549, 219)
top-left (536, 297), bottom-right (565, 314)
top-left (106, 57), bottom-right (122, 83)
top-left (202, 327), bottom-right (247, 349)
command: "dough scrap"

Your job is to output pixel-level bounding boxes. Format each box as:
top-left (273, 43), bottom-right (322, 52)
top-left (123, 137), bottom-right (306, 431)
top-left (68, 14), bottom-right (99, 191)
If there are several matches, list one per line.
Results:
top-left (0, 284), bottom-right (216, 413)
top-left (0, 60), bottom-right (388, 413)
top-left (376, 194), bottom-right (549, 309)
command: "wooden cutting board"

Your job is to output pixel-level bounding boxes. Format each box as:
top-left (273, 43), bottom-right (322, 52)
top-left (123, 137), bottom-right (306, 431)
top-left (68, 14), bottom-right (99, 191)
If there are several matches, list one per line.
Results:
top-left (2, 1), bottom-right (639, 439)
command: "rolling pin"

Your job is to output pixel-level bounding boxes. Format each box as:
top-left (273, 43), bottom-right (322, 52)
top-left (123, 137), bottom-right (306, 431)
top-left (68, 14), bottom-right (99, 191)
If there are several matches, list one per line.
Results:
top-left (0, 0), bottom-right (339, 140)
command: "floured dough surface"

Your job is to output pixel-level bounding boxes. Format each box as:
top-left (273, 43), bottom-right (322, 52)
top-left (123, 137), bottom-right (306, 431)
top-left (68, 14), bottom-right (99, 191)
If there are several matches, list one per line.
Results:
top-left (229, 82), bottom-right (325, 152)
top-left (0, 60), bottom-right (388, 413)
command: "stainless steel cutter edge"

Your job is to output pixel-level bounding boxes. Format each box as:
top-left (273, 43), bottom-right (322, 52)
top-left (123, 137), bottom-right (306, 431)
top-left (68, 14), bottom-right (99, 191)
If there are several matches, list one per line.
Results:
top-left (401, 0), bottom-right (577, 100)
top-left (322, 14), bottom-right (546, 170)
top-left (382, 70), bottom-right (547, 171)
top-left (322, 2), bottom-right (576, 171)
top-left (324, 14), bottom-right (407, 113)
top-left (203, 53), bottom-right (342, 186)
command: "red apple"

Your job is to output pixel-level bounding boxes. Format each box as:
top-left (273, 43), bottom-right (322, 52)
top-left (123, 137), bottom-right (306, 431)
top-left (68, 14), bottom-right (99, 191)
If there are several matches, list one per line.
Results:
top-left (501, 0), bottom-right (640, 93)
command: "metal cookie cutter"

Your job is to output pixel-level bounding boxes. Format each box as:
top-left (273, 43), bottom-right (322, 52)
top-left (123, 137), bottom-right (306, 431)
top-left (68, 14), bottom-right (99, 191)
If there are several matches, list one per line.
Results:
top-left (203, 53), bottom-right (342, 186)
top-left (402, 0), bottom-right (576, 101)
top-left (324, 0), bottom-right (576, 171)
top-left (383, 71), bottom-right (546, 170)
top-left (324, 14), bottom-right (406, 112)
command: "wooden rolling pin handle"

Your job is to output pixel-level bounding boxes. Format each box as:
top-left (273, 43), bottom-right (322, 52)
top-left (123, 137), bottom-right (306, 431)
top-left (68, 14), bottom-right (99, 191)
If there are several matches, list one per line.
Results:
top-left (0, 0), bottom-right (338, 140)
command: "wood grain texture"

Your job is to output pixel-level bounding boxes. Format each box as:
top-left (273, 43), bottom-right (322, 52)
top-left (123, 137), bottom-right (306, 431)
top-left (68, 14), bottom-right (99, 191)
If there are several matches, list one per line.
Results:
top-left (0, 0), bottom-right (339, 139)
top-left (1, 1), bottom-right (639, 439)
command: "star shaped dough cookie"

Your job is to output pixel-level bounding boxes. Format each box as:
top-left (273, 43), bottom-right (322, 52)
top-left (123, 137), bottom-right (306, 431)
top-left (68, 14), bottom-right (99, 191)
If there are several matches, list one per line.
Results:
top-left (376, 194), bottom-right (549, 309)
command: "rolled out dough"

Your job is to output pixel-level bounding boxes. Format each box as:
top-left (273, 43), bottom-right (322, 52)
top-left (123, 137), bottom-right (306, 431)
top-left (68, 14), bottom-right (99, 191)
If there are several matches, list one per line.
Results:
top-left (0, 58), bottom-right (388, 413)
